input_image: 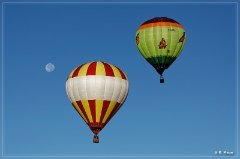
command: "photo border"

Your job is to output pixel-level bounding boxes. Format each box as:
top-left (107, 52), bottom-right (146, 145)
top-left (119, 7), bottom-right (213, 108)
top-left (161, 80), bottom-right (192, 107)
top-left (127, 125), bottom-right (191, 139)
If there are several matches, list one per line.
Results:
top-left (1, 1), bottom-right (238, 158)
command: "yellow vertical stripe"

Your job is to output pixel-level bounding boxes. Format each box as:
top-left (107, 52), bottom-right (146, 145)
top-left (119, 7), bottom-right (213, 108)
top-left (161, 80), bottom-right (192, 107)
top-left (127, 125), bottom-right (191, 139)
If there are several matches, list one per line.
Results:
top-left (78, 62), bottom-right (91, 76)
top-left (72, 101), bottom-right (88, 123)
top-left (81, 100), bottom-right (93, 122)
top-left (95, 100), bottom-right (103, 122)
top-left (96, 62), bottom-right (106, 76)
top-left (102, 101), bottom-right (117, 123)
top-left (109, 64), bottom-right (122, 78)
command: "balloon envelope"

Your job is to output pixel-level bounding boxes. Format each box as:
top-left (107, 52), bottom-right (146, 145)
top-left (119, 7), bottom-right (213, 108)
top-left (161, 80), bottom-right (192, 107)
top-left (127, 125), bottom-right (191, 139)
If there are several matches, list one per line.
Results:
top-left (66, 61), bottom-right (129, 135)
top-left (135, 17), bottom-right (186, 77)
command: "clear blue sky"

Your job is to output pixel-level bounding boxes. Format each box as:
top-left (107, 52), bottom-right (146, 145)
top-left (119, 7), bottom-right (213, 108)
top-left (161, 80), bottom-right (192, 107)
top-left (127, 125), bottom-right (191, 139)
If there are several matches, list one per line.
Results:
top-left (1, 0), bottom-right (239, 159)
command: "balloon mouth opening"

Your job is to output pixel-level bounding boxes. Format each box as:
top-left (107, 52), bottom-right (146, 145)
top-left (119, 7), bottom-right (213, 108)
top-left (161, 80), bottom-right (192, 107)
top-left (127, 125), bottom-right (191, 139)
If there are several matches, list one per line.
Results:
top-left (90, 127), bottom-right (102, 135)
top-left (90, 127), bottom-right (102, 130)
top-left (156, 67), bottom-right (165, 75)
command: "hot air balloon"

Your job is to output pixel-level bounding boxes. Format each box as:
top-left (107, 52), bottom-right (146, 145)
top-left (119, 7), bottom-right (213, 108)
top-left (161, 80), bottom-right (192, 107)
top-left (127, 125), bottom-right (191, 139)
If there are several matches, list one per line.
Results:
top-left (135, 17), bottom-right (186, 83)
top-left (66, 61), bottom-right (129, 143)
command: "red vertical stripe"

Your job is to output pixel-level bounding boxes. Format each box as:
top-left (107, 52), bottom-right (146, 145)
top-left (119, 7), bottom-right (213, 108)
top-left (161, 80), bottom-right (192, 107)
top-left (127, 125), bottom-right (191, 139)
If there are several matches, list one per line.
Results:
top-left (72, 64), bottom-right (84, 78)
top-left (99, 100), bottom-right (111, 127)
top-left (102, 62), bottom-right (114, 77)
top-left (76, 101), bottom-right (91, 125)
top-left (88, 100), bottom-right (96, 125)
top-left (103, 102), bottom-right (121, 127)
top-left (86, 62), bottom-right (97, 75)
top-left (116, 67), bottom-right (127, 80)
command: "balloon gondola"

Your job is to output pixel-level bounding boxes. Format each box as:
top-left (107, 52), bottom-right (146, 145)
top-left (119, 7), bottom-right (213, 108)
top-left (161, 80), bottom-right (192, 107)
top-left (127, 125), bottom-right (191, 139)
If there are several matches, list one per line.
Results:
top-left (135, 17), bottom-right (186, 83)
top-left (160, 75), bottom-right (164, 83)
top-left (93, 134), bottom-right (99, 143)
top-left (66, 61), bottom-right (129, 143)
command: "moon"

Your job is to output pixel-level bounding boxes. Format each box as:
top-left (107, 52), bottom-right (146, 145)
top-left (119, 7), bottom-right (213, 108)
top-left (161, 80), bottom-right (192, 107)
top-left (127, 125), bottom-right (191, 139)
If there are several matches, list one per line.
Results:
top-left (45, 63), bottom-right (55, 72)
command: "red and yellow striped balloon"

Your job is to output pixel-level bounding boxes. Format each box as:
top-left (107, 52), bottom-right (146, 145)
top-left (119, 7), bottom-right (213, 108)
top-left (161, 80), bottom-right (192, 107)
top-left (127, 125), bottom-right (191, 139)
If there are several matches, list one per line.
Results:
top-left (66, 61), bottom-right (129, 135)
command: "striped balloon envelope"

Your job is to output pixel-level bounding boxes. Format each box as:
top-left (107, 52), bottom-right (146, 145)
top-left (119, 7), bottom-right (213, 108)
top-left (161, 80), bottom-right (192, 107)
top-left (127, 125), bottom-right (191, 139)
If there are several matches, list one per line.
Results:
top-left (66, 61), bottom-right (129, 143)
top-left (135, 17), bottom-right (186, 83)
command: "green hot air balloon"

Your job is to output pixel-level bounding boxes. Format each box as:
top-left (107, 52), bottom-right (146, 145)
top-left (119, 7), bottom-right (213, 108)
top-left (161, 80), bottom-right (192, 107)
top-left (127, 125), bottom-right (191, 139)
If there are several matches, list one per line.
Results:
top-left (135, 17), bottom-right (186, 83)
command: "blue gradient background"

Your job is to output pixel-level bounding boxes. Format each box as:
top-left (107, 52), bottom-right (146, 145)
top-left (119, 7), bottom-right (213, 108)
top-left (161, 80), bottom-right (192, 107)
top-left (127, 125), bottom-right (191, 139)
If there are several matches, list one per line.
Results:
top-left (1, 0), bottom-right (239, 159)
